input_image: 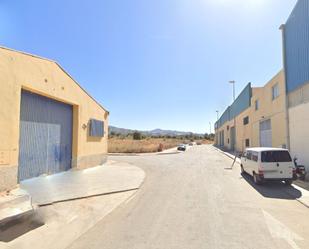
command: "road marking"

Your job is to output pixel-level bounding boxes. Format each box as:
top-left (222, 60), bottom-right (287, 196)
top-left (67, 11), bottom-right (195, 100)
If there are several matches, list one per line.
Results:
top-left (263, 210), bottom-right (303, 249)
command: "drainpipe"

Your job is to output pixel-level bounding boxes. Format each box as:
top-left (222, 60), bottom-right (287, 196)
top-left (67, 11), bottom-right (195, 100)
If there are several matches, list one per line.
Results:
top-left (280, 24), bottom-right (291, 150)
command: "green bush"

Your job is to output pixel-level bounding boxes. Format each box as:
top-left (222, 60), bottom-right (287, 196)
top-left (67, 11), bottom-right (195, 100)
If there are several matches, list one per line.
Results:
top-left (133, 131), bottom-right (142, 140)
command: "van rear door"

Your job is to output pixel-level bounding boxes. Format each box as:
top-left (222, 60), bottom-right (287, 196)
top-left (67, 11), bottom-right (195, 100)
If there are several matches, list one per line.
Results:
top-left (261, 150), bottom-right (293, 179)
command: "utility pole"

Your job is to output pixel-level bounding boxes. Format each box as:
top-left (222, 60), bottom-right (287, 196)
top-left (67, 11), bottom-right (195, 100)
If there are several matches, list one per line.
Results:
top-left (229, 80), bottom-right (236, 101)
top-left (209, 122), bottom-right (212, 134)
top-left (229, 80), bottom-right (236, 153)
top-left (215, 111), bottom-right (219, 145)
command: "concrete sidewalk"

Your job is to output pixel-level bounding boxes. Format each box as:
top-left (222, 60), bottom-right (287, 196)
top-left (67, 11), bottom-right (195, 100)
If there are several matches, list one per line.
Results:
top-left (0, 161), bottom-right (145, 249)
top-left (214, 146), bottom-right (241, 165)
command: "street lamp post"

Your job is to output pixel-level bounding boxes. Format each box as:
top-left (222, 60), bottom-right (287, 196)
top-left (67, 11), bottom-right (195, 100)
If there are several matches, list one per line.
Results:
top-left (229, 80), bottom-right (236, 101)
top-left (229, 80), bottom-right (236, 153)
top-left (215, 111), bottom-right (219, 145)
top-left (209, 122), bottom-right (212, 134)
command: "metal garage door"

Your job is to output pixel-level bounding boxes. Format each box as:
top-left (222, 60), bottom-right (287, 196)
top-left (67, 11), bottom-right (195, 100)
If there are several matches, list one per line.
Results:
top-left (260, 119), bottom-right (272, 147)
top-left (18, 90), bottom-right (73, 181)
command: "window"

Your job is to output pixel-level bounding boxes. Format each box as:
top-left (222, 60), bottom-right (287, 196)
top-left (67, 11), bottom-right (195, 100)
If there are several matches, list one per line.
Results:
top-left (246, 151), bottom-right (252, 160)
top-left (261, 151), bottom-right (292, 162)
top-left (252, 151), bottom-right (258, 162)
top-left (243, 116), bottom-right (249, 125)
top-left (245, 139), bottom-right (250, 147)
top-left (255, 99), bottom-right (259, 111)
top-left (227, 138), bottom-right (230, 144)
top-left (89, 119), bottom-right (104, 137)
top-left (272, 83), bottom-right (279, 100)
top-left (227, 125), bottom-right (229, 131)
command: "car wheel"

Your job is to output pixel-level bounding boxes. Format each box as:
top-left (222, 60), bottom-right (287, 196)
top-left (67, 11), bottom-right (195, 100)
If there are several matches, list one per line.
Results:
top-left (253, 173), bottom-right (262, 185)
top-left (285, 179), bottom-right (293, 186)
top-left (240, 165), bottom-right (245, 174)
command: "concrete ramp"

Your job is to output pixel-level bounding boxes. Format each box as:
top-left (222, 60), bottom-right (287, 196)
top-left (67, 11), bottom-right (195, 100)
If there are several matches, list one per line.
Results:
top-left (20, 163), bottom-right (145, 206)
top-left (0, 190), bottom-right (33, 225)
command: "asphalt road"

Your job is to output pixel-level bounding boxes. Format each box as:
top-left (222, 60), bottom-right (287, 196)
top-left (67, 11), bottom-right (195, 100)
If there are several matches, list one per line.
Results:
top-left (68, 145), bottom-right (309, 249)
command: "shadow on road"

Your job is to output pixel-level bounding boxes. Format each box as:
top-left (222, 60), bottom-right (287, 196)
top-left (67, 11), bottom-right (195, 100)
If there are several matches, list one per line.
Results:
top-left (0, 212), bottom-right (44, 242)
top-left (241, 172), bottom-right (302, 200)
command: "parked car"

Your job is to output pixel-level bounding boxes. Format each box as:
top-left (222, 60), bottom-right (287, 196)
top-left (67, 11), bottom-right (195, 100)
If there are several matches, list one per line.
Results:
top-left (177, 144), bottom-right (187, 151)
top-left (240, 147), bottom-right (295, 185)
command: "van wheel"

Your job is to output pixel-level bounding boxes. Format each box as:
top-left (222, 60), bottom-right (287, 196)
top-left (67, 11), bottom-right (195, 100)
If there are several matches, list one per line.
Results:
top-left (285, 180), bottom-right (293, 186)
top-left (253, 173), bottom-right (262, 185)
top-left (240, 165), bottom-right (245, 174)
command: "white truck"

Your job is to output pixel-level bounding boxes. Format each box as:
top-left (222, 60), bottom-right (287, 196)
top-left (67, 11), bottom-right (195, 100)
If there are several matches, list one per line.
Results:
top-left (240, 147), bottom-right (295, 185)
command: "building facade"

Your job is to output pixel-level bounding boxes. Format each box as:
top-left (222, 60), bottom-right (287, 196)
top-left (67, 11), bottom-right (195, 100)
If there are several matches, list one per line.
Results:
top-left (215, 70), bottom-right (287, 153)
top-left (0, 47), bottom-right (109, 191)
top-left (281, 0), bottom-right (309, 170)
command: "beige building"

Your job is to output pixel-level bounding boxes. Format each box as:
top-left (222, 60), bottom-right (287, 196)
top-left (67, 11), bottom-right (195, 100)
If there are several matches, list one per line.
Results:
top-left (0, 47), bottom-right (109, 191)
top-left (215, 70), bottom-right (287, 153)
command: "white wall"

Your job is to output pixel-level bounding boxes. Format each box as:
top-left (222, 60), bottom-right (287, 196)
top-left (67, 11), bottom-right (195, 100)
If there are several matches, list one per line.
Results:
top-left (289, 102), bottom-right (309, 170)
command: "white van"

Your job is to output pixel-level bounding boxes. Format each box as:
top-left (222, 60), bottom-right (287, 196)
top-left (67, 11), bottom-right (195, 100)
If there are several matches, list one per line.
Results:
top-left (240, 147), bottom-right (295, 185)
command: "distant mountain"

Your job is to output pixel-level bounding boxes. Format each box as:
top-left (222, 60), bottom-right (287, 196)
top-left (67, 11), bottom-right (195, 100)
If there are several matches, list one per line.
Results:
top-left (109, 126), bottom-right (204, 137)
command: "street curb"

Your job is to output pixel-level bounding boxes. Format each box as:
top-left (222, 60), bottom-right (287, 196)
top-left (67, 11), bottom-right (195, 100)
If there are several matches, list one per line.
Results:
top-left (37, 188), bottom-right (140, 207)
top-left (213, 146), bottom-right (240, 165)
top-left (108, 150), bottom-right (181, 157)
top-left (0, 192), bottom-right (34, 225)
top-left (285, 184), bottom-right (309, 209)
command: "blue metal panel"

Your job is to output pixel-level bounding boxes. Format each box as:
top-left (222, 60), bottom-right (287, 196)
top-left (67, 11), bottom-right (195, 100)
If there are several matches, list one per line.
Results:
top-left (18, 90), bottom-right (73, 181)
top-left (230, 83), bottom-right (252, 118)
top-left (285, 0), bottom-right (309, 92)
top-left (218, 107), bottom-right (230, 127)
top-left (216, 83), bottom-right (251, 129)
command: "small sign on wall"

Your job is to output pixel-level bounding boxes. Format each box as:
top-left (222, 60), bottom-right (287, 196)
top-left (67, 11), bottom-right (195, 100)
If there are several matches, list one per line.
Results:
top-left (89, 119), bottom-right (104, 137)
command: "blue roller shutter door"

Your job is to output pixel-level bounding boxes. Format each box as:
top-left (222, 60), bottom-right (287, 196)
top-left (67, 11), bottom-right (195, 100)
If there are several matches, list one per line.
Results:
top-left (18, 90), bottom-right (73, 181)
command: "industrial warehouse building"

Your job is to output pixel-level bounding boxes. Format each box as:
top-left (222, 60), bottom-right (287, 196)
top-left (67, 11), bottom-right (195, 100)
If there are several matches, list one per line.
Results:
top-left (281, 0), bottom-right (309, 172)
top-left (215, 70), bottom-right (288, 153)
top-left (0, 47), bottom-right (109, 191)
top-left (215, 0), bottom-right (309, 174)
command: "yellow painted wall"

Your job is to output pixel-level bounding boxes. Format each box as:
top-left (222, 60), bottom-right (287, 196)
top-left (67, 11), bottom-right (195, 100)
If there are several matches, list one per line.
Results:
top-left (234, 108), bottom-right (252, 152)
top-left (215, 70), bottom-right (287, 152)
top-left (0, 47), bottom-right (109, 190)
top-left (250, 70), bottom-right (287, 148)
top-left (216, 120), bottom-right (234, 150)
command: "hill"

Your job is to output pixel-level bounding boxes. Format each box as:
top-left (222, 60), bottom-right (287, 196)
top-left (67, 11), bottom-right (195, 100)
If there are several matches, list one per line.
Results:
top-left (109, 126), bottom-right (204, 137)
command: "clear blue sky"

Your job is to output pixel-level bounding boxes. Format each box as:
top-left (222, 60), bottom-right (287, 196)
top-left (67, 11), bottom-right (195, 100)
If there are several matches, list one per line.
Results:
top-left (1, 0), bottom-right (297, 133)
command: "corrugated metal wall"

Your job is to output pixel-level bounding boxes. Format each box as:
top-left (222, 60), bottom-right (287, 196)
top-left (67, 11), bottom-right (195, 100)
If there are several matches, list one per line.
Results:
top-left (230, 83), bottom-right (252, 118)
top-left (285, 0), bottom-right (309, 93)
top-left (216, 83), bottom-right (252, 129)
top-left (18, 90), bottom-right (73, 181)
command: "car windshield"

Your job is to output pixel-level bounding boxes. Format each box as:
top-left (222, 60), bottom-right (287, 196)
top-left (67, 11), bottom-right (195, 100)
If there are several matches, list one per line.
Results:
top-left (261, 151), bottom-right (292, 163)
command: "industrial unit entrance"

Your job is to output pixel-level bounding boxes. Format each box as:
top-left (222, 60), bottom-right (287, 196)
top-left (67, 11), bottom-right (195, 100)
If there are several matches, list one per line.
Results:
top-left (260, 119), bottom-right (272, 147)
top-left (18, 90), bottom-right (73, 181)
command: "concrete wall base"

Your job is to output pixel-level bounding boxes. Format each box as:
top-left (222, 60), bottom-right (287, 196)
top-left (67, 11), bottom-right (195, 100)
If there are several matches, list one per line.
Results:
top-left (0, 166), bottom-right (18, 192)
top-left (72, 153), bottom-right (108, 169)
